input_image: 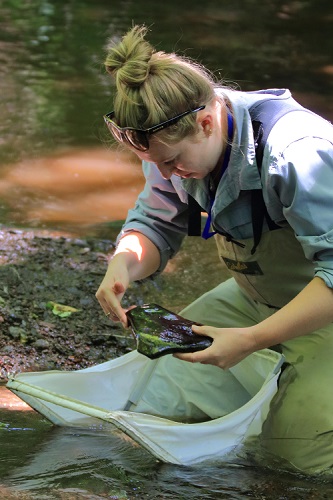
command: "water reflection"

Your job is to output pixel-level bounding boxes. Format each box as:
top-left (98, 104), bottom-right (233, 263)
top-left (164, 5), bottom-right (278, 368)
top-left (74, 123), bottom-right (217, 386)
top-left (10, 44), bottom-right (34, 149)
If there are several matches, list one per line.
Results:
top-left (0, 147), bottom-right (144, 232)
top-left (0, 0), bottom-right (332, 232)
top-left (0, 385), bottom-right (31, 411)
top-left (1, 392), bottom-right (333, 499)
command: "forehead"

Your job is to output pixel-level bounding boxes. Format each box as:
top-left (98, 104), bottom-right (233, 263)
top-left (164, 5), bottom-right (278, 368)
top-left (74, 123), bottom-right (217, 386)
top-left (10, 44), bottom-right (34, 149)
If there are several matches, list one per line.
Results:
top-left (135, 137), bottom-right (182, 163)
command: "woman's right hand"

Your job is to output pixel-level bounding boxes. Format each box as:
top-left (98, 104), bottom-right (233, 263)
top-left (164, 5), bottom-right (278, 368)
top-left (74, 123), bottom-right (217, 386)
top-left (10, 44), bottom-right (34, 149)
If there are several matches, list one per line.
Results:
top-left (95, 255), bottom-right (130, 326)
top-left (96, 232), bottom-right (161, 327)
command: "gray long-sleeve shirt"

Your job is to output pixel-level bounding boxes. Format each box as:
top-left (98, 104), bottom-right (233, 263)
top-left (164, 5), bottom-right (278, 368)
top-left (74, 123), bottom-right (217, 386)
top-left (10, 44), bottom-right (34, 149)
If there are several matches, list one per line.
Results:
top-left (117, 88), bottom-right (333, 289)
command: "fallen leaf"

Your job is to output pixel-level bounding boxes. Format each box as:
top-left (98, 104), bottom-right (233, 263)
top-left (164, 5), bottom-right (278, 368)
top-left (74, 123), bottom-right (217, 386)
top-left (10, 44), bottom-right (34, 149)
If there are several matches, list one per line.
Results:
top-left (46, 301), bottom-right (80, 318)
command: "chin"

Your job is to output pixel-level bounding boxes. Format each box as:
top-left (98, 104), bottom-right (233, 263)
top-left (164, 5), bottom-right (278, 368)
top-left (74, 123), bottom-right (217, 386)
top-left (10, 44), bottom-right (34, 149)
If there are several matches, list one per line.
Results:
top-left (192, 172), bottom-right (206, 180)
top-left (180, 171), bottom-right (205, 180)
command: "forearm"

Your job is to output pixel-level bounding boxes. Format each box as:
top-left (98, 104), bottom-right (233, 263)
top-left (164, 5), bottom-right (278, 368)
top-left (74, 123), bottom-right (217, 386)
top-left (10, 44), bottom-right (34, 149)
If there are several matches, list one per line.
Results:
top-left (176, 276), bottom-right (333, 370)
top-left (251, 277), bottom-right (333, 349)
top-left (95, 231), bottom-right (161, 325)
top-left (113, 231), bottom-right (161, 282)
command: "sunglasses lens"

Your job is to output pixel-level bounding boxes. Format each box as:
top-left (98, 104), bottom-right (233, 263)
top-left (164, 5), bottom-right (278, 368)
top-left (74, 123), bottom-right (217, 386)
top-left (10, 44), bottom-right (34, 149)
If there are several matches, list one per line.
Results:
top-left (126, 130), bottom-right (149, 151)
top-left (104, 119), bottom-right (122, 143)
top-left (104, 115), bottom-right (149, 151)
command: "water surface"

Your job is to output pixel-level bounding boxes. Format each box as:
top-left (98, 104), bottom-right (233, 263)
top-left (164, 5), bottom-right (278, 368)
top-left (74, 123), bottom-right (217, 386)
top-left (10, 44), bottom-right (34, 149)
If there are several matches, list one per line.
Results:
top-left (0, 0), bottom-right (332, 233)
top-left (2, 385), bottom-right (333, 499)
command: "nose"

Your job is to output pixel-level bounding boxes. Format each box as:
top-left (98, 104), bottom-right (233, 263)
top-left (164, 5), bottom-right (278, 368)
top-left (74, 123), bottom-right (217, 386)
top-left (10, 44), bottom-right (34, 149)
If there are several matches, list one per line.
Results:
top-left (157, 164), bottom-right (174, 180)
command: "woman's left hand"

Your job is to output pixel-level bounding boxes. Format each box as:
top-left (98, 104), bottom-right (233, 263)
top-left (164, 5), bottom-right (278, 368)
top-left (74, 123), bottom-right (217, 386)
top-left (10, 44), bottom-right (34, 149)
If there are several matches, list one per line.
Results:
top-left (173, 324), bottom-right (258, 370)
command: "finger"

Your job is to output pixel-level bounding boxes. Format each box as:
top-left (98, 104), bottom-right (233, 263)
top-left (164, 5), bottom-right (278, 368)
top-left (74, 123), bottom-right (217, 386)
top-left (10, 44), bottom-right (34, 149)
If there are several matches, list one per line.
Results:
top-left (100, 299), bottom-right (117, 314)
top-left (125, 304), bottom-right (138, 312)
top-left (103, 307), bottom-right (117, 320)
top-left (192, 324), bottom-right (215, 338)
top-left (112, 304), bottom-right (128, 326)
top-left (107, 307), bottom-right (128, 326)
top-left (192, 324), bottom-right (204, 334)
top-left (173, 352), bottom-right (200, 363)
top-left (101, 301), bottom-right (112, 318)
top-left (100, 297), bottom-right (126, 325)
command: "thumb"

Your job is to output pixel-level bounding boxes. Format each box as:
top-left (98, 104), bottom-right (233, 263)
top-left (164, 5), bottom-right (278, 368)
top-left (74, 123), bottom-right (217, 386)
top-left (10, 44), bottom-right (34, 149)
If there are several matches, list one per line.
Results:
top-left (192, 324), bottom-right (210, 336)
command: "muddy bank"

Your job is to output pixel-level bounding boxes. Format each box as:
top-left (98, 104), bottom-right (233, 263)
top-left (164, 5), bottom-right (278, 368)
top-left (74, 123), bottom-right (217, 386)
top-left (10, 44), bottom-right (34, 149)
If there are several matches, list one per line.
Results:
top-left (0, 226), bottom-right (224, 382)
top-left (0, 226), bottom-right (135, 381)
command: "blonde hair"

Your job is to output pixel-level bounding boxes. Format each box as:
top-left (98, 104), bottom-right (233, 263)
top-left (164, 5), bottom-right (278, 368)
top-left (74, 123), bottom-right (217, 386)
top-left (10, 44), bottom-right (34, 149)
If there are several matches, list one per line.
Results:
top-left (104, 25), bottom-right (217, 143)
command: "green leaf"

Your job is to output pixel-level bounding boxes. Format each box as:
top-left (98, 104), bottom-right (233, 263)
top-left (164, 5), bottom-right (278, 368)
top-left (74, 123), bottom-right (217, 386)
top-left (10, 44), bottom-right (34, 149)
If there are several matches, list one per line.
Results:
top-left (46, 301), bottom-right (80, 317)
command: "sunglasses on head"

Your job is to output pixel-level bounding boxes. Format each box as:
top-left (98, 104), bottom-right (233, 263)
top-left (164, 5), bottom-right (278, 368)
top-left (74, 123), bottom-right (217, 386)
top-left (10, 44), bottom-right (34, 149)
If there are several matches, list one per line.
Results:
top-left (103, 105), bottom-right (206, 152)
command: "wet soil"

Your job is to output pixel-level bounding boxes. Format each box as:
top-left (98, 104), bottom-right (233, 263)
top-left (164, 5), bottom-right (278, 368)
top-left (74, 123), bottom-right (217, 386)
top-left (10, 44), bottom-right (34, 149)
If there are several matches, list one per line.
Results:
top-left (0, 225), bottom-right (223, 382)
top-left (0, 226), bottom-right (140, 382)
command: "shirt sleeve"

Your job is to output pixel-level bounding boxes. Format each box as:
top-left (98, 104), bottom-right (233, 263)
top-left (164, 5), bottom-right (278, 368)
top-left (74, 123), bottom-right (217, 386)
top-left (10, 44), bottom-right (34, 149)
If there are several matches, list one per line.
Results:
top-left (269, 136), bottom-right (333, 288)
top-left (116, 161), bottom-right (189, 272)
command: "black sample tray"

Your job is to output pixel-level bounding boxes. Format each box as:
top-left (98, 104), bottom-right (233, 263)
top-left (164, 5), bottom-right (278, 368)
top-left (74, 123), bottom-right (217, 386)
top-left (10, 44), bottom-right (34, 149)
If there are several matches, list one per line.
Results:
top-left (126, 303), bottom-right (212, 359)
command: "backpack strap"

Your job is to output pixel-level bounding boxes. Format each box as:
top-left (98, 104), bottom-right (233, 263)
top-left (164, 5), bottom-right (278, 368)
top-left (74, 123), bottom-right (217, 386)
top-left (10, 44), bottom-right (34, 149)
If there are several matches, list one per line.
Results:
top-left (249, 95), bottom-right (305, 168)
top-left (249, 96), bottom-right (306, 253)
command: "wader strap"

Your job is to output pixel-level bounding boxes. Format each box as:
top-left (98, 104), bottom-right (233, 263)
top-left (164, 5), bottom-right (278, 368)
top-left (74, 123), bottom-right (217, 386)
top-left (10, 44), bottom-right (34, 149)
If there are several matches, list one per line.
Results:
top-left (249, 96), bottom-right (307, 253)
top-left (251, 188), bottom-right (279, 254)
top-left (251, 119), bottom-right (278, 254)
top-left (188, 195), bottom-right (202, 236)
top-left (249, 95), bottom-right (306, 167)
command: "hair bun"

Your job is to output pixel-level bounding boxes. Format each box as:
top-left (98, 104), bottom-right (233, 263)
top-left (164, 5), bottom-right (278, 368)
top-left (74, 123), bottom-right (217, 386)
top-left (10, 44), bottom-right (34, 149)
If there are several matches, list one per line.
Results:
top-left (105, 25), bottom-right (154, 89)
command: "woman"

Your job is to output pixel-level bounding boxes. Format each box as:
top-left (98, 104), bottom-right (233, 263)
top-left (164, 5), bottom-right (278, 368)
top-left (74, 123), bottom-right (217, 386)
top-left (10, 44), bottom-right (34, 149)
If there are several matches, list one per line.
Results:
top-left (96, 25), bottom-right (333, 473)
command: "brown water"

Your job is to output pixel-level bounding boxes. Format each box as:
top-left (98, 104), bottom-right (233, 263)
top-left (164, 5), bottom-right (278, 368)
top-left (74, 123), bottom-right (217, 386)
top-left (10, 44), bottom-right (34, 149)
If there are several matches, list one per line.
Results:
top-left (0, 147), bottom-right (144, 233)
top-left (1, 0), bottom-right (333, 234)
top-left (1, 0), bottom-right (333, 498)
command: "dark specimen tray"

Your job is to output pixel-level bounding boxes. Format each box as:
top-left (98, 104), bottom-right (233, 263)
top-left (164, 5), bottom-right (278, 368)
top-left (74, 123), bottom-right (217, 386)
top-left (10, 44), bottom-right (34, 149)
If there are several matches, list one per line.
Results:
top-left (126, 303), bottom-right (212, 359)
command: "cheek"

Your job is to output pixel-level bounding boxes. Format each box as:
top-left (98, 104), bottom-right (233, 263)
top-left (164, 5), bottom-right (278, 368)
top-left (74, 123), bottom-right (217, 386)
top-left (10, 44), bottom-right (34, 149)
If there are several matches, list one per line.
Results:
top-left (189, 152), bottom-right (204, 171)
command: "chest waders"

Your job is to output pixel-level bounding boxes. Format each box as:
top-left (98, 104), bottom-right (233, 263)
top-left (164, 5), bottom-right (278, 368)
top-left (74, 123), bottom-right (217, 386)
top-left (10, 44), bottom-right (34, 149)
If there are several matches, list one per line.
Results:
top-left (188, 94), bottom-right (315, 308)
top-left (184, 94), bottom-right (333, 473)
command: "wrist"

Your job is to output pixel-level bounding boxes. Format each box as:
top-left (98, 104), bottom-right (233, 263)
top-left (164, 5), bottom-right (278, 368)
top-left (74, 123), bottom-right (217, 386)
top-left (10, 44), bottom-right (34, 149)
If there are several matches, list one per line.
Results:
top-left (247, 325), bottom-right (266, 352)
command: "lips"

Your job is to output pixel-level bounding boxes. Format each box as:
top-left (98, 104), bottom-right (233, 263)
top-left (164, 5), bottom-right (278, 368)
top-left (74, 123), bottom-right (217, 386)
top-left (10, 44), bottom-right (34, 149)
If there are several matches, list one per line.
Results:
top-left (179, 172), bottom-right (193, 179)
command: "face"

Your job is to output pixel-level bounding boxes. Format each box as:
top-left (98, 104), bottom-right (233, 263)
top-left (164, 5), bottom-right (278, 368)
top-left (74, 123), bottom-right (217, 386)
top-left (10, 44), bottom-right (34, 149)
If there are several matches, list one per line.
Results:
top-left (133, 107), bottom-right (224, 180)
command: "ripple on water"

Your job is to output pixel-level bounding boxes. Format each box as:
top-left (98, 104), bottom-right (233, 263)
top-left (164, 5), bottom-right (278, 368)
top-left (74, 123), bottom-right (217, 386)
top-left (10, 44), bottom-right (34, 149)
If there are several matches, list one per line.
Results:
top-left (1, 400), bottom-right (333, 500)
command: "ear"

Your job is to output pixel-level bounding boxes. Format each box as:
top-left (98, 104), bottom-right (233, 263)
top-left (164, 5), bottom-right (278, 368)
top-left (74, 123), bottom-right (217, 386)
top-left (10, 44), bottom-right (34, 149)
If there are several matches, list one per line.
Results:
top-left (198, 113), bottom-right (213, 137)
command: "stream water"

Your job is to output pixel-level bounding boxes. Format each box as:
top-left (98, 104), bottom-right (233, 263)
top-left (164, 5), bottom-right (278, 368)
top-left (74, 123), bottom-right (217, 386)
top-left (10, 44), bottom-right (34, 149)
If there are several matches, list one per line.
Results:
top-left (1, 0), bottom-right (333, 498)
top-left (2, 384), bottom-right (333, 500)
